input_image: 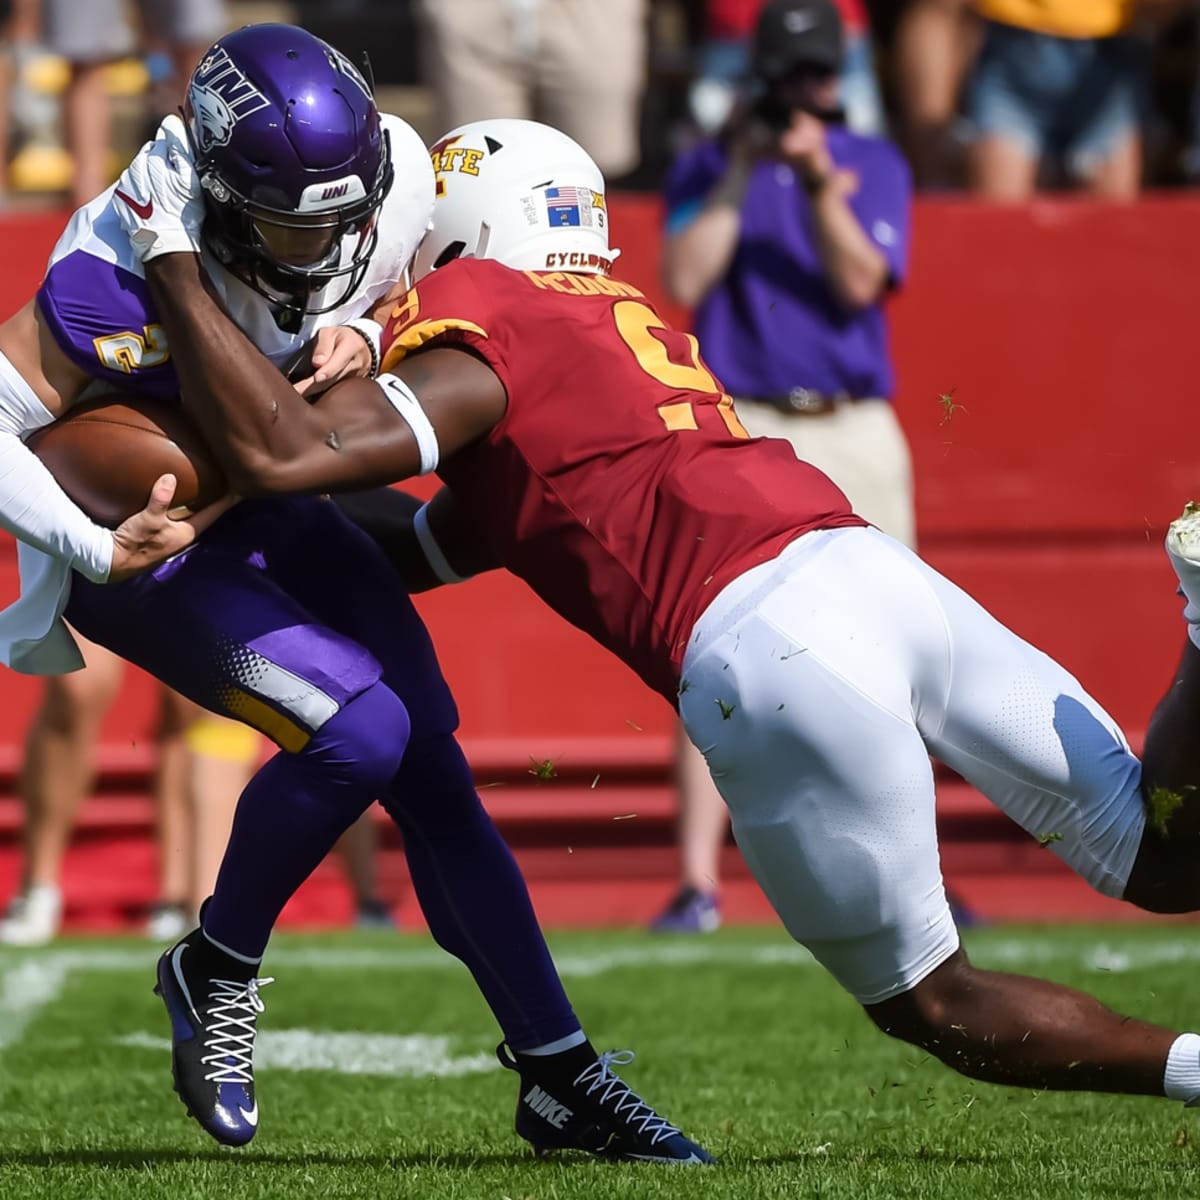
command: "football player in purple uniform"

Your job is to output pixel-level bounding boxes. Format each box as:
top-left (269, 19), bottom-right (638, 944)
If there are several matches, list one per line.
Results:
top-left (0, 26), bottom-right (711, 1163)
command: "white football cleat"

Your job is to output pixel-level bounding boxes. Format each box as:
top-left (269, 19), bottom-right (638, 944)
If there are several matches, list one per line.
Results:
top-left (1168, 501), bottom-right (1200, 565)
top-left (0, 885), bottom-right (63, 946)
top-left (1166, 502), bottom-right (1200, 647)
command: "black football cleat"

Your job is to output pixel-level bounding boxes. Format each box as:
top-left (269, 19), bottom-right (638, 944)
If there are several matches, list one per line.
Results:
top-left (499, 1041), bottom-right (715, 1164)
top-left (153, 923), bottom-right (273, 1147)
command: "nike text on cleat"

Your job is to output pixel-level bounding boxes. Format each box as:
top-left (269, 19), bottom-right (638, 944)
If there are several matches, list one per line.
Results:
top-left (499, 1042), bottom-right (716, 1164)
top-left (523, 1083), bottom-right (574, 1129)
top-left (153, 925), bottom-right (272, 1147)
top-left (115, 188), bottom-right (154, 220)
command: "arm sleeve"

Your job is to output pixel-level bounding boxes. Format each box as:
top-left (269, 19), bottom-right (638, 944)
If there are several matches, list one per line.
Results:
top-left (0, 431), bottom-right (113, 581)
top-left (0, 352), bottom-right (114, 581)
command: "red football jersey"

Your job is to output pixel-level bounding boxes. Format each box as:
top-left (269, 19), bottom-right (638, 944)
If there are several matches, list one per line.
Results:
top-left (380, 258), bottom-right (866, 704)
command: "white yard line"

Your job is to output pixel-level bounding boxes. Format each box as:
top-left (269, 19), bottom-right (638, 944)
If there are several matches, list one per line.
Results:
top-left (3, 933), bottom-right (1200, 1070)
top-left (2, 935), bottom-right (1200, 982)
top-left (3, 931), bottom-right (1200, 1065)
top-left (0, 942), bottom-right (820, 977)
top-left (0, 959), bottom-right (69, 1053)
top-left (116, 1029), bottom-right (497, 1078)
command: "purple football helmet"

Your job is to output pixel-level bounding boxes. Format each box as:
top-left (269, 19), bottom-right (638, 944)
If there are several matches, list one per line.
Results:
top-left (184, 23), bottom-right (394, 317)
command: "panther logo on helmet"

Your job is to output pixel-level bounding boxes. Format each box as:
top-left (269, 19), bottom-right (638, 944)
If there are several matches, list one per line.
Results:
top-left (190, 86), bottom-right (235, 152)
top-left (189, 46), bottom-right (269, 153)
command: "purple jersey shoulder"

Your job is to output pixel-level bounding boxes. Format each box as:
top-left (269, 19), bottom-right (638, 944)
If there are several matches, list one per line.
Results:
top-left (37, 250), bottom-right (180, 398)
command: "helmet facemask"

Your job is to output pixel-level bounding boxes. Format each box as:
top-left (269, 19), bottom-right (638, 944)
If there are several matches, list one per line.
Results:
top-left (198, 130), bottom-right (394, 318)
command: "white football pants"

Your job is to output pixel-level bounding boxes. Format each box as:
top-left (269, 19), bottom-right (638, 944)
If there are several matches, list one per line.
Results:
top-left (680, 527), bottom-right (1146, 1005)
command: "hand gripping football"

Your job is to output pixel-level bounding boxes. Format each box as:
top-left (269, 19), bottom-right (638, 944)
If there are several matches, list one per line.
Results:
top-left (28, 394), bottom-right (227, 528)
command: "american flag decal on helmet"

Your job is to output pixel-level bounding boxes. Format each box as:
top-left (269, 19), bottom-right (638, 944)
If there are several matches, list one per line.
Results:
top-left (545, 186), bottom-right (596, 228)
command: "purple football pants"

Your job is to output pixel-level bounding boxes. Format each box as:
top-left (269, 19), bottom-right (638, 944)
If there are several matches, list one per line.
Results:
top-left (66, 496), bottom-right (579, 1049)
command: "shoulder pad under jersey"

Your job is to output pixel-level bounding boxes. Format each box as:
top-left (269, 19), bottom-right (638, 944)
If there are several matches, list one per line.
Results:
top-left (37, 193), bottom-right (179, 398)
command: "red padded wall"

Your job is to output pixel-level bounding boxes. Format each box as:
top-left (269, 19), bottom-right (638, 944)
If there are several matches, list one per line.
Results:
top-left (0, 196), bottom-right (1195, 764)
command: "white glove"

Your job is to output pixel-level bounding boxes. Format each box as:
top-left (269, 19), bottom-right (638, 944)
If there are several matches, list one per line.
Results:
top-left (113, 115), bottom-right (204, 263)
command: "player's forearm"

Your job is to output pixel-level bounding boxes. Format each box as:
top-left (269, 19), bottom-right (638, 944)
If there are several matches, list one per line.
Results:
top-left (150, 255), bottom-right (435, 496)
top-left (808, 186), bottom-right (889, 311)
top-left (144, 254), bottom-right (399, 496)
top-left (143, 255), bottom-right (318, 484)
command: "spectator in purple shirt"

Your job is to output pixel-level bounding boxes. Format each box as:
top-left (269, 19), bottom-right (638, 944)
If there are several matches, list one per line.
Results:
top-left (652, 0), bottom-right (915, 934)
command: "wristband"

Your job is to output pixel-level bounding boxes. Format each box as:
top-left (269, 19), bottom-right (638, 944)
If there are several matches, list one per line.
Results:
top-left (343, 318), bottom-right (382, 379)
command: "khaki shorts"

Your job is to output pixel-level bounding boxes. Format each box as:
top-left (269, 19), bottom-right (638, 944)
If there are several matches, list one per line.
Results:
top-left (415, 0), bottom-right (647, 177)
top-left (734, 397), bottom-right (916, 549)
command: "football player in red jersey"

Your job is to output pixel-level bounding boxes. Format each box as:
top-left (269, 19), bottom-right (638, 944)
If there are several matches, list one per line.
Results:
top-left (131, 117), bottom-right (1200, 1120)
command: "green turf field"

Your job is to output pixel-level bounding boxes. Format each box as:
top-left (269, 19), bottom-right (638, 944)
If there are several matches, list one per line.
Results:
top-left (2, 925), bottom-right (1199, 1199)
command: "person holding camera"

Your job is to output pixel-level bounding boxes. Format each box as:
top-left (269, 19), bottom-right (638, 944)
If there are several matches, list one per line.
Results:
top-left (654, 0), bottom-right (914, 934)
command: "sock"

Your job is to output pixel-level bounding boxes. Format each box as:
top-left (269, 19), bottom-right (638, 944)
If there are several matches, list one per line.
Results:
top-left (1165, 1032), bottom-right (1200, 1103)
top-left (382, 733), bottom-right (583, 1052)
top-left (203, 681), bottom-right (410, 958)
top-left (521, 1030), bottom-right (590, 1056)
top-left (202, 926), bottom-right (261, 969)
top-left (515, 1038), bottom-right (599, 1083)
top-left (180, 926), bottom-right (260, 985)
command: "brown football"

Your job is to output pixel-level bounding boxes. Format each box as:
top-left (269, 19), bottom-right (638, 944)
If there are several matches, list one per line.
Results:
top-left (28, 394), bottom-right (227, 528)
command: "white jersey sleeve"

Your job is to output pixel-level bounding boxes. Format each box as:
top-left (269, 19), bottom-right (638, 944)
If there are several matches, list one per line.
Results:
top-left (0, 351), bottom-right (115, 674)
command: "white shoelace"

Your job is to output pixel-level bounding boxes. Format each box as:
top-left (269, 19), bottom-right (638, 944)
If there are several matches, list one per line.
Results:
top-left (200, 976), bottom-right (274, 1085)
top-left (573, 1050), bottom-right (681, 1146)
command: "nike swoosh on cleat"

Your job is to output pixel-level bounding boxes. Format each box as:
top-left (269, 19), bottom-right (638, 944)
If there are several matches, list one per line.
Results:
top-left (115, 188), bottom-right (154, 219)
top-left (170, 943), bottom-right (200, 1026)
top-left (239, 1102), bottom-right (259, 1127)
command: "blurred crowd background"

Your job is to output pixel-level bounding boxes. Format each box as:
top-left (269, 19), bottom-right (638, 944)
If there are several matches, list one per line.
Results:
top-left (3, 0), bottom-right (1200, 209)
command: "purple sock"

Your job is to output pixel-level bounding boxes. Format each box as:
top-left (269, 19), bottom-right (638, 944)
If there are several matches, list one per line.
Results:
top-left (204, 681), bottom-right (411, 958)
top-left (383, 734), bottom-right (582, 1050)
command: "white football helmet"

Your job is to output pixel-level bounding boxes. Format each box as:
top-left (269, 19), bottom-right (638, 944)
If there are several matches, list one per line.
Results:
top-left (413, 118), bottom-right (619, 280)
